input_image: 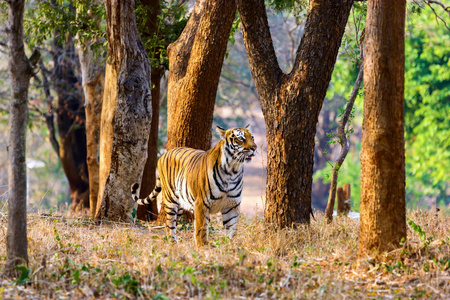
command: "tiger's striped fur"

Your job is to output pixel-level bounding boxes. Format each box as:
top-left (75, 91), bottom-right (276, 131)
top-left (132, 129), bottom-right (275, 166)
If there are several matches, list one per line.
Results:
top-left (131, 126), bottom-right (256, 246)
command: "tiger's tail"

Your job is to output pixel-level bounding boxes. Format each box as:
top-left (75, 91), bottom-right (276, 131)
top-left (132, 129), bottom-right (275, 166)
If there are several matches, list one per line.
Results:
top-left (131, 178), bottom-right (161, 205)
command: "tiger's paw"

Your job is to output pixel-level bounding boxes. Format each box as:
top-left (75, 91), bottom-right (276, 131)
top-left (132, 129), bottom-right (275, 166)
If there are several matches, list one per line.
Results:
top-left (208, 243), bottom-right (217, 248)
top-left (163, 236), bottom-right (178, 244)
top-left (195, 239), bottom-right (214, 249)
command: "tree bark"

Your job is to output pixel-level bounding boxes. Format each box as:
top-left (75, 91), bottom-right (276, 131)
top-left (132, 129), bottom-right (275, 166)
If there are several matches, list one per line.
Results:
top-left (359, 0), bottom-right (406, 254)
top-left (77, 39), bottom-right (105, 219)
top-left (5, 0), bottom-right (40, 273)
top-left (166, 0), bottom-right (237, 151)
top-left (136, 0), bottom-right (162, 221)
top-left (96, 0), bottom-right (152, 222)
top-left (337, 184), bottom-right (351, 215)
top-left (237, 0), bottom-right (353, 227)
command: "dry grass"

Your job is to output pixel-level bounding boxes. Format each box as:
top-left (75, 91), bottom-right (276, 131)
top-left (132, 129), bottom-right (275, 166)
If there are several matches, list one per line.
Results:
top-left (0, 210), bottom-right (449, 299)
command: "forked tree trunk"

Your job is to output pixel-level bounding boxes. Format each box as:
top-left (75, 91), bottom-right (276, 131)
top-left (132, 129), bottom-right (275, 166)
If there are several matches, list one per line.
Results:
top-left (166, 0), bottom-right (236, 151)
top-left (96, 0), bottom-right (153, 222)
top-left (237, 0), bottom-right (353, 227)
top-left (77, 41), bottom-right (105, 218)
top-left (5, 0), bottom-right (40, 274)
top-left (359, 0), bottom-right (406, 254)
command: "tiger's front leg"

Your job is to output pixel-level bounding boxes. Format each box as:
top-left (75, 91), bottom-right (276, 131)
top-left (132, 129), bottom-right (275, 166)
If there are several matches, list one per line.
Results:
top-left (222, 203), bottom-right (240, 239)
top-left (194, 199), bottom-right (211, 247)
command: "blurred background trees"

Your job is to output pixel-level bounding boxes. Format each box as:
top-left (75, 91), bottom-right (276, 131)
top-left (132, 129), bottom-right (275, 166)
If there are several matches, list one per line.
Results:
top-left (314, 2), bottom-right (449, 211)
top-left (404, 6), bottom-right (450, 208)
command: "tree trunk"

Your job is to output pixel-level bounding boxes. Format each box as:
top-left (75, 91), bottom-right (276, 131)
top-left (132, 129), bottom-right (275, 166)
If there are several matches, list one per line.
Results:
top-left (52, 38), bottom-right (89, 213)
top-left (77, 40), bottom-right (105, 218)
top-left (166, 0), bottom-right (236, 151)
top-left (157, 0), bottom-right (236, 223)
top-left (137, 67), bottom-right (162, 221)
top-left (135, 0), bottom-right (162, 221)
top-left (5, 0), bottom-right (40, 274)
top-left (237, 0), bottom-right (353, 227)
top-left (96, 0), bottom-right (153, 222)
top-left (337, 184), bottom-right (351, 215)
top-left (359, 0), bottom-right (406, 254)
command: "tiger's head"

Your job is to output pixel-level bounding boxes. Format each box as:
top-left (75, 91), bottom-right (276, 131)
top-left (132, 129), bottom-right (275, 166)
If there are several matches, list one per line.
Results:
top-left (217, 125), bottom-right (257, 162)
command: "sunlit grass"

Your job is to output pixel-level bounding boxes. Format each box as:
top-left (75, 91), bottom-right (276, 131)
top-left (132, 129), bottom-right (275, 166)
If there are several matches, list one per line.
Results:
top-left (0, 209), bottom-right (449, 299)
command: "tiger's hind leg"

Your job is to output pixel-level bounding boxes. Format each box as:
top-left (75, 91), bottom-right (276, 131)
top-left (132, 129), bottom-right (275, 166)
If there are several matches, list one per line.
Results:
top-left (163, 195), bottom-right (180, 243)
top-left (222, 203), bottom-right (241, 239)
top-left (177, 207), bottom-right (184, 223)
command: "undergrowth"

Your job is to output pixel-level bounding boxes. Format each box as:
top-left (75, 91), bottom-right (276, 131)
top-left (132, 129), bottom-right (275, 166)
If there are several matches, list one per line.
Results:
top-left (0, 210), bottom-right (449, 299)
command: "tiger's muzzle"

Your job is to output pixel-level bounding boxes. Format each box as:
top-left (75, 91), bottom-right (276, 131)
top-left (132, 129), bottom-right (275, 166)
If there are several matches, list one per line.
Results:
top-left (245, 146), bottom-right (257, 162)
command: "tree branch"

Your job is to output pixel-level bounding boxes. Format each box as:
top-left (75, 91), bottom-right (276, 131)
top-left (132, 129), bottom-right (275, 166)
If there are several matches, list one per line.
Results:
top-left (221, 74), bottom-right (256, 90)
top-left (325, 57), bottom-right (364, 223)
top-left (424, 0), bottom-right (450, 31)
top-left (236, 0), bottom-right (283, 106)
top-left (428, 0), bottom-right (450, 13)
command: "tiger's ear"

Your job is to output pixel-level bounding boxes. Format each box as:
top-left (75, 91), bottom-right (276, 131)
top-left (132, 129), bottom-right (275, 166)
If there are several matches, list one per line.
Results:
top-left (216, 126), bottom-right (226, 140)
top-left (245, 124), bottom-right (251, 130)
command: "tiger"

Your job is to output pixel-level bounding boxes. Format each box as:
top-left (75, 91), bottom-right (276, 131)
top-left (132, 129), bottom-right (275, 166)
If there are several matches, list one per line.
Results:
top-left (131, 126), bottom-right (257, 247)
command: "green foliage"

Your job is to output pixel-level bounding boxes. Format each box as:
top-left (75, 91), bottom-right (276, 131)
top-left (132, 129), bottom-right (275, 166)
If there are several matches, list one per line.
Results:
top-left (317, 40), bottom-right (364, 210)
top-left (0, 3), bottom-right (7, 26)
top-left (317, 5), bottom-right (449, 209)
top-left (130, 208), bottom-right (137, 223)
top-left (314, 147), bottom-right (362, 212)
top-left (24, 0), bottom-right (188, 68)
top-left (266, 0), bottom-right (307, 18)
top-left (135, 0), bottom-right (188, 68)
top-left (404, 8), bottom-right (450, 207)
top-left (112, 273), bottom-right (143, 297)
top-left (178, 219), bottom-right (193, 231)
top-left (227, 13), bottom-right (241, 47)
top-left (24, 0), bottom-right (106, 52)
top-left (13, 266), bottom-right (32, 285)
top-left (53, 226), bottom-right (65, 249)
top-left (291, 255), bottom-right (301, 268)
top-left (407, 218), bottom-right (434, 249)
